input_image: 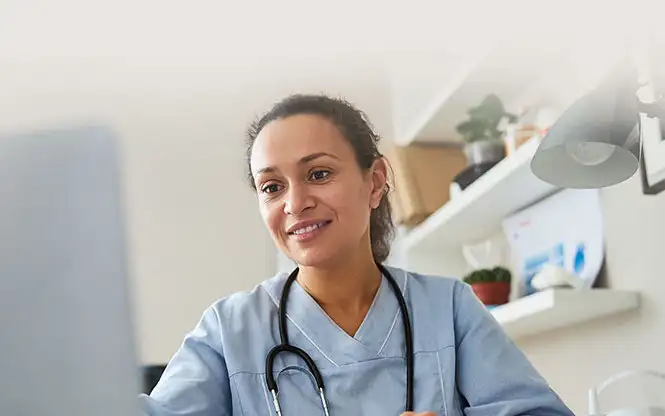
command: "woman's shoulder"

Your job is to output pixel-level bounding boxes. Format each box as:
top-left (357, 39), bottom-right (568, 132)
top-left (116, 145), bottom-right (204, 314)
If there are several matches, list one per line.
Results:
top-left (206, 271), bottom-right (289, 317)
top-left (387, 265), bottom-right (466, 299)
top-left (387, 266), bottom-right (478, 351)
top-left (390, 266), bottom-right (483, 323)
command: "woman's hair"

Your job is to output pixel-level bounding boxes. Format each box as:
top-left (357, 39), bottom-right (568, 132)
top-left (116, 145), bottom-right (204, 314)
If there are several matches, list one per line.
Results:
top-left (245, 94), bottom-right (395, 263)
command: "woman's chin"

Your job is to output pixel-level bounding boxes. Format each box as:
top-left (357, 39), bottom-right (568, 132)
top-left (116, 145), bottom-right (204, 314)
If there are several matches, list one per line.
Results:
top-left (288, 246), bottom-right (340, 269)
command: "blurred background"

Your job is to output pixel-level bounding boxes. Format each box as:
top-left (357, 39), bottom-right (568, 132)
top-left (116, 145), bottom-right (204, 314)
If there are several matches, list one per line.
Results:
top-left (2, 0), bottom-right (665, 414)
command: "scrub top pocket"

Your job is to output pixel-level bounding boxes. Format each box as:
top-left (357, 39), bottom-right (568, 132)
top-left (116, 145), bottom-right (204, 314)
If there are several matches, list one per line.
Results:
top-left (231, 367), bottom-right (326, 416)
top-left (231, 350), bottom-right (451, 416)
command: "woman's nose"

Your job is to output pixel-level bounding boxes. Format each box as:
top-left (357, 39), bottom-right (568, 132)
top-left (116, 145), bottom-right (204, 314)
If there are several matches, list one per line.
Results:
top-left (284, 184), bottom-right (314, 215)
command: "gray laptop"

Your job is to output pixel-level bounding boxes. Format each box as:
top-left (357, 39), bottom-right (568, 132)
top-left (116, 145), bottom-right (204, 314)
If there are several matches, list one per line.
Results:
top-left (0, 125), bottom-right (141, 415)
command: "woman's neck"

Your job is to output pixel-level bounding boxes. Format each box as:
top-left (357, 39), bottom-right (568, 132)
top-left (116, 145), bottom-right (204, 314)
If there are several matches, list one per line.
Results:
top-left (296, 247), bottom-right (381, 335)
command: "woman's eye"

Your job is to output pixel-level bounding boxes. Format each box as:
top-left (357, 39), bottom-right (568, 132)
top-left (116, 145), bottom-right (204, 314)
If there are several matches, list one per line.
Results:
top-left (261, 183), bottom-right (281, 194)
top-left (310, 170), bottom-right (330, 181)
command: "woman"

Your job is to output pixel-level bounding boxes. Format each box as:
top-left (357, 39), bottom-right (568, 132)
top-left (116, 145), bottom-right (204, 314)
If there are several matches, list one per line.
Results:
top-left (140, 94), bottom-right (573, 416)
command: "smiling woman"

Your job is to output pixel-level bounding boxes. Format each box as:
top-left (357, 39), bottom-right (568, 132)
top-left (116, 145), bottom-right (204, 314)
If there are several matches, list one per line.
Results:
top-left (139, 94), bottom-right (575, 416)
top-left (246, 95), bottom-right (394, 268)
top-left (246, 97), bottom-right (392, 272)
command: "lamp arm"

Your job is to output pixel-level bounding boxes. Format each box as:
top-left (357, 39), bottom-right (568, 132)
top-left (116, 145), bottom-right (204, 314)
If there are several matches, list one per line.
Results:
top-left (588, 370), bottom-right (665, 416)
top-left (638, 100), bottom-right (665, 121)
top-left (597, 369), bottom-right (665, 394)
top-left (630, 27), bottom-right (664, 120)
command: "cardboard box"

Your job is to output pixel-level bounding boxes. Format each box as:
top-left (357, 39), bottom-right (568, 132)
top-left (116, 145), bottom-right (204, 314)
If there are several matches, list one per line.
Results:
top-left (385, 142), bottom-right (466, 227)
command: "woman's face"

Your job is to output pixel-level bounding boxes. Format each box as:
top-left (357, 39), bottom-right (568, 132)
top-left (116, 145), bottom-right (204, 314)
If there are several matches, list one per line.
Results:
top-left (250, 114), bottom-right (387, 268)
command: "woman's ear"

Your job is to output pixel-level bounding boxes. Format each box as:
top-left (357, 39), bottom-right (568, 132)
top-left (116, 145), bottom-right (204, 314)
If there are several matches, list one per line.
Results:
top-left (369, 158), bottom-right (389, 209)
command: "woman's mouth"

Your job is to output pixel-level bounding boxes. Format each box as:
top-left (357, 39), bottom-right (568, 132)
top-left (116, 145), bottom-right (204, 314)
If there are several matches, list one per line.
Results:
top-left (288, 220), bottom-right (332, 242)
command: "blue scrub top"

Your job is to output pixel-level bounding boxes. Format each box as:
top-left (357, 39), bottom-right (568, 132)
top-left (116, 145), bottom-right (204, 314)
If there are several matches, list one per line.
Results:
top-left (139, 266), bottom-right (573, 415)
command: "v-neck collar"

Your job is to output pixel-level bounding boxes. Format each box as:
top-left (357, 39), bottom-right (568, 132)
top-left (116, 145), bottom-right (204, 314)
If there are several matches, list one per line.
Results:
top-left (261, 267), bottom-right (408, 366)
top-left (353, 268), bottom-right (407, 355)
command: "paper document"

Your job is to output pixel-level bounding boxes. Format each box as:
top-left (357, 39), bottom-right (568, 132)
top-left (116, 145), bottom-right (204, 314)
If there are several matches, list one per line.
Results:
top-left (502, 189), bottom-right (604, 295)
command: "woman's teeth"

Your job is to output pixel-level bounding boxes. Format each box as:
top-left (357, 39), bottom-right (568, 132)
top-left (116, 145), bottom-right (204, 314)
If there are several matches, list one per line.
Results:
top-left (292, 222), bottom-right (326, 235)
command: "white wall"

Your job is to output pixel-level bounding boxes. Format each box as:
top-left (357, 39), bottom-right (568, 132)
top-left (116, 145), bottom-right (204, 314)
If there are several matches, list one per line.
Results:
top-left (0, 56), bottom-right (393, 364)
top-left (517, 174), bottom-right (665, 413)
top-left (119, 104), bottom-right (277, 364)
top-left (0, 62), bottom-right (276, 364)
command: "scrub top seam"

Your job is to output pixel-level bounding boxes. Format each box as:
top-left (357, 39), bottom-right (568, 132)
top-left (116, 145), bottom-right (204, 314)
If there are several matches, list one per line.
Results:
top-left (230, 376), bottom-right (246, 416)
top-left (262, 285), bottom-right (340, 367)
top-left (226, 345), bottom-right (454, 378)
top-left (352, 273), bottom-right (383, 337)
top-left (377, 309), bottom-right (400, 356)
top-left (261, 374), bottom-right (274, 416)
top-left (304, 288), bottom-right (379, 355)
top-left (436, 349), bottom-right (449, 416)
top-left (377, 269), bottom-right (409, 356)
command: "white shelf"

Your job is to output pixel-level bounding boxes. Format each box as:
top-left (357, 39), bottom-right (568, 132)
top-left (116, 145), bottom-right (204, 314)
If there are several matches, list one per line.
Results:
top-left (393, 32), bottom-right (624, 146)
top-left (401, 136), bottom-right (558, 252)
top-left (395, 45), bottom-right (555, 145)
top-left (492, 289), bottom-right (640, 340)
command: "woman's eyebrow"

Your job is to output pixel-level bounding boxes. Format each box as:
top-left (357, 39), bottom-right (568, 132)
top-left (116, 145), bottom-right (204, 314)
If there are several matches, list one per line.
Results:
top-left (255, 152), bottom-right (340, 175)
top-left (299, 152), bottom-right (340, 164)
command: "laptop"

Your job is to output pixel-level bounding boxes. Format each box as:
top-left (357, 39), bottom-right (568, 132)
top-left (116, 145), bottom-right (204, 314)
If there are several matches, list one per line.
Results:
top-left (0, 125), bottom-right (142, 415)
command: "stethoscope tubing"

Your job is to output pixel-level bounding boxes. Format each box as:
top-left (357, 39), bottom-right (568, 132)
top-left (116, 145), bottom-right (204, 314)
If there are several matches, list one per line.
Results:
top-left (265, 264), bottom-right (414, 414)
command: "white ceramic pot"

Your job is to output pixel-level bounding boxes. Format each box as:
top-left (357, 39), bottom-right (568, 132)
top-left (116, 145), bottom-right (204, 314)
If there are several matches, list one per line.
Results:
top-left (463, 139), bottom-right (505, 166)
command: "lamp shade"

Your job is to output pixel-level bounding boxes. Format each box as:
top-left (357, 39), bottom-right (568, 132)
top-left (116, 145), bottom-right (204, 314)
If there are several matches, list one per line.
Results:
top-left (531, 62), bottom-right (642, 188)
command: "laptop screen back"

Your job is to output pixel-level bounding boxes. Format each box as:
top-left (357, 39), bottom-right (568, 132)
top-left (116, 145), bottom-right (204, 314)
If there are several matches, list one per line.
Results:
top-left (0, 125), bottom-right (141, 415)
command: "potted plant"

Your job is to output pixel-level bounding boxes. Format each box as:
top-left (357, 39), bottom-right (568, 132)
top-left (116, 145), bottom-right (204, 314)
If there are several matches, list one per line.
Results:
top-left (455, 94), bottom-right (517, 167)
top-left (462, 266), bottom-right (512, 306)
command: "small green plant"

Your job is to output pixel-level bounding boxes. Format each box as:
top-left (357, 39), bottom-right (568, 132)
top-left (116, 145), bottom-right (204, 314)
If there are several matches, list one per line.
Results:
top-left (462, 266), bottom-right (512, 285)
top-left (455, 94), bottom-right (517, 143)
top-left (492, 266), bottom-right (512, 283)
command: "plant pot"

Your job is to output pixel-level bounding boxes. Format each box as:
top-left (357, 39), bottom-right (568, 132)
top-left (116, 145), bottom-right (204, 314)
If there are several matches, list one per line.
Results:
top-left (463, 139), bottom-right (506, 167)
top-left (470, 281), bottom-right (510, 306)
top-left (452, 161), bottom-right (500, 191)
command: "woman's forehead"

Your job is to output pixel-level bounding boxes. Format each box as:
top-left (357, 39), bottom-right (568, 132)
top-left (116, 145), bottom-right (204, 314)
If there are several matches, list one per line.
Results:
top-left (251, 115), bottom-right (353, 170)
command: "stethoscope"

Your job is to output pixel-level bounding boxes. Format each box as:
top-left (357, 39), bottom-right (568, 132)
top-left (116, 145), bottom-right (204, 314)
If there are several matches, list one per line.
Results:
top-left (265, 264), bottom-right (414, 415)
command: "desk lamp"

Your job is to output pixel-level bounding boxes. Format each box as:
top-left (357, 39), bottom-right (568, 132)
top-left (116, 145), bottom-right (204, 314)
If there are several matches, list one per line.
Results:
top-left (530, 43), bottom-right (664, 189)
